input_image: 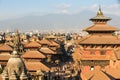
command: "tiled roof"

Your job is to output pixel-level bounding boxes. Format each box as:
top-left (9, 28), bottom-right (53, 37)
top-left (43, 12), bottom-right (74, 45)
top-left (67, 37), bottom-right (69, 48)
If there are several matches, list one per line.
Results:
top-left (0, 53), bottom-right (10, 60)
top-left (0, 44), bottom-right (13, 51)
top-left (39, 39), bottom-right (51, 45)
top-left (49, 41), bottom-right (59, 47)
top-left (79, 34), bottom-right (120, 44)
top-left (105, 68), bottom-right (120, 79)
top-left (24, 41), bottom-right (41, 48)
top-left (40, 47), bottom-right (55, 54)
top-left (84, 24), bottom-right (118, 31)
top-left (25, 61), bottom-right (50, 71)
top-left (90, 15), bottom-right (111, 20)
top-left (84, 70), bottom-right (110, 80)
top-left (50, 47), bottom-right (57, 51)
top-left (22, 50), bottom-right (45, 59)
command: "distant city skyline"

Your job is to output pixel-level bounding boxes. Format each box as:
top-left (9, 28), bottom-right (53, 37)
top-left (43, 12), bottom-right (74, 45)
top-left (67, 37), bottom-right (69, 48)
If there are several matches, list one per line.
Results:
top-left (0, 0), bottom-right (119, 20)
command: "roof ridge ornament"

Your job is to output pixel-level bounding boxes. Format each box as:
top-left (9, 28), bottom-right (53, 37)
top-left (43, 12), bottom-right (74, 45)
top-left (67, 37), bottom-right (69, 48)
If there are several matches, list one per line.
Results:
top-left (97, 5), bottom-right (103, 16)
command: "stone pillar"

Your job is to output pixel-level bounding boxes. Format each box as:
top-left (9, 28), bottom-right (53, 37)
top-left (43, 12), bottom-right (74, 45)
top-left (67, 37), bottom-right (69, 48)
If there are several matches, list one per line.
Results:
top-left (9, 71), bottom-right (17, 80)
top-left (36, 69), bottom-right (44, 80)
top-left (47, 55), bottom-right (51, 62)
top-left (1, 70), bottom-right (9, 80)
top-left (38, 76), bottom-right (44, 80)
top-left (20, 71), bottom-right (28, 80)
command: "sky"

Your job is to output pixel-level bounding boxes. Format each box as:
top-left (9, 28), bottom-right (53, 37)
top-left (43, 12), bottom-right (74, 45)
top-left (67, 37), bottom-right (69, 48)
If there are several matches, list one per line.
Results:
top-left (0, 0), bottom-right (120, 20)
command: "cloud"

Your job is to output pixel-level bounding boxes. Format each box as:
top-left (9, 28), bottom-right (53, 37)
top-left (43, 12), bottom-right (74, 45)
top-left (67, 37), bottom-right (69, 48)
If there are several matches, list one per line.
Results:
top-left (61, 9), bottom-right (70, 14)
top-left (81, 4), bottom-right (120, 16)
top-left (55, 3), bottom-right (71, 14)
top-left (54, 9), bottom-right (70, 14)
top-left (56, 3), bottom-right (71, 9)
top-left (103, 4), bottom-right (120, 16)
top-left (54, 3), bottom-right (120, 16)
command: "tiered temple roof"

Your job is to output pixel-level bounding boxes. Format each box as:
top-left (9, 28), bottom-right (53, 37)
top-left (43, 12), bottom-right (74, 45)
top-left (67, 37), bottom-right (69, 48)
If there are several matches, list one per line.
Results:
top-left (80, 7), bottom-right (120, 45)
top-left (83, 7), bottom-right (118, 33)
top-left (49, 41), bottom-right (59, 47)
top-left (1, 31), bottom-right (30, 80)
top-left (0, 44), bottom-right (13, 66)
top-left (0, 44), bottom-right (13, 52)
top-left (79, 34), bottom-right (120, 45)
top-left (24, 41), bottom-right (41, 48)
top-left (0, 54), bottom-right (10, 61)
top-left (25, 62), bottom-right (50, 72)
top-left (84, 24), bottom-right (118, 32)
top-left (22, 50), bottom-right (45, 59)
top-left (74, 7), bottom-right (120, 73)
top-left (90, 7), bottom-right (111, 21)
top-left (40, 47), bottom-right (56, 55)
top-left (38, 38), bottom-right (51, 45)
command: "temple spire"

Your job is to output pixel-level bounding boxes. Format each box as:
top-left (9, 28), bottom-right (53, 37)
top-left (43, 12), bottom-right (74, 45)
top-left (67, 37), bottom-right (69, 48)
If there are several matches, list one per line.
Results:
top-left (13, 30), bottom-right (20, 50)
top-left (13, 30), bottom-right (23, 53)
top-left (97, 5), bottom-right (103, 16)
top-left (90, 6), bottom-right (111, 22)
top-left (83, 6), bottom-right (117, 33)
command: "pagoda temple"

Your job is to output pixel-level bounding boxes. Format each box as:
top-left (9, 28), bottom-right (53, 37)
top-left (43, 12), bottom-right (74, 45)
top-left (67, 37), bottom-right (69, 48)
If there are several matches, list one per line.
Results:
top-left (1, 31), bottom-right (30, 80)
top-left (79, 7), bottom-right (120, 72)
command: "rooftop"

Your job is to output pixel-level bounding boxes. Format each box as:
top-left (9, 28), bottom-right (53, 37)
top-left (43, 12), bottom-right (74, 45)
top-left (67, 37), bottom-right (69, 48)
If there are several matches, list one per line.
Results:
top-left (22, 50), bottom-right (45, 59)
top-left (84, 24), bottom-right (118, 32)
top-left (40, 47), bottom-right (55, 55)
top-left (84, 70), bottom-right (110, 80)
top-left (79, 34), bottom-right (120, 44)
top-left (25, 61), bottom-right (50, 71)
top-left (0, 44), bottom-right (13, 52)
top-left (24, 41), bottom-right (41, 48)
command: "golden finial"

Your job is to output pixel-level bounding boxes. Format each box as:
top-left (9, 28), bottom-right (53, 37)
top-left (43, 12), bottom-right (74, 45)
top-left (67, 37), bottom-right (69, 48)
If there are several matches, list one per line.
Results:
top-left (90, 5), bottom-right (111, 22)
top-left (97, 5), bottom-right (103, 16)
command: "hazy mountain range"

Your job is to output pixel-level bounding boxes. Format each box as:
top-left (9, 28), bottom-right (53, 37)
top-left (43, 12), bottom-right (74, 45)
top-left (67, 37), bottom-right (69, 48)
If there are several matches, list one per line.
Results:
top-left (0, 10), bottom-right (119, 32)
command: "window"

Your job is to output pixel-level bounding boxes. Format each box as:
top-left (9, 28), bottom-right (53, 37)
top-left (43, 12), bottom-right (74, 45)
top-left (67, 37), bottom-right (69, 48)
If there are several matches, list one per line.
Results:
top-left (100, 50), bottom-right (106, 55)
top-left (90, 66), bottom-right (94, 71)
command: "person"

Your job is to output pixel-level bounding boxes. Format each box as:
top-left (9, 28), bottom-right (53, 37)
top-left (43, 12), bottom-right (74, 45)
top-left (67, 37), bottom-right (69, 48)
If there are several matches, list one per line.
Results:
top-left (44, 75), bottom-right (47, 80)
top-left (68, 75), bottom-right (72, 80)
